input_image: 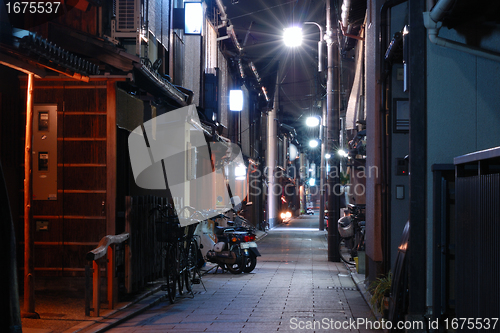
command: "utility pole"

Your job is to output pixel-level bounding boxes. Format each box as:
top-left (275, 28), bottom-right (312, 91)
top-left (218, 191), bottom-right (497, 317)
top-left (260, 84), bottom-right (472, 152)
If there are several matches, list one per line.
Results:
top-left (319, 102), bottom-right (326, 231)
top-left (266, 72), bottom-right (280, 229)
top-left (326, 0), bottom-right (340, 262)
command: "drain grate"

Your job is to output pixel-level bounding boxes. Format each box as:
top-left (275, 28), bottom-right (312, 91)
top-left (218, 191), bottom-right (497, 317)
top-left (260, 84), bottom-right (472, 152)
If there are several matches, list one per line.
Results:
top-left (323, 286), bottom-right (358, 291)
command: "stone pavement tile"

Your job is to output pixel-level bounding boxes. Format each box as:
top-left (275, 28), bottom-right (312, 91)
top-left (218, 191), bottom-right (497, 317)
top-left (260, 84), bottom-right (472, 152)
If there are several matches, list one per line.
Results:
top-left (203, 325), bottom-right (246, 332)
top-left (245, 316), bottom-right (282, 323)
top-left (136, 331), bottom-right (206, 333)
top-left (248, 310), bottom-right (284, 317)
top-left (254, 307), bottom-right (286, 313)
top-left (182, 313), bottom-right (218, 321)
top-left (219, 309), bottom-right (253, 315)
top-left (260, 292), bottom-right (290, 297)
top-left (213, 314), bottom-right (250, 322)
top-left (201, 322), bottom-right (247, 331)
top-left (171, 322), bottom-right (237, 331)
top-left (255, 300), bottom-right (287, 305)
top-left (242, 322), bottom-right (281, 329)
top-left (97, 328), bottom-right (139, 333)
top-left (224, 300), bottom-right (258, 306)
top-left (185, 309), bottom-right (224, 316)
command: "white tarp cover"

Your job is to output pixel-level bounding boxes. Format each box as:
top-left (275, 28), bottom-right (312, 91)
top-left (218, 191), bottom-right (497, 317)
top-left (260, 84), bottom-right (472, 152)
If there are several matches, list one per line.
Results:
top-left (128, 105), bottom-right (247, 226)
top-left (345, 38), bottom-right (365, 130)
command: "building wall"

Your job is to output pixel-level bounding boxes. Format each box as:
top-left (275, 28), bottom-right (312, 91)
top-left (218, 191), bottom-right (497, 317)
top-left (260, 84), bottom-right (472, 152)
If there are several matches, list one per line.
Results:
top-left (183, 35), bottom-right (202, 106)
top-left (389, 3), bottom-right (410, 271)
top-left (426, 22), bottom-right (500, 307)
top-left (218, 48), bottom-right (230, 132)
top-left (365, 0), bottom-right (385, 268)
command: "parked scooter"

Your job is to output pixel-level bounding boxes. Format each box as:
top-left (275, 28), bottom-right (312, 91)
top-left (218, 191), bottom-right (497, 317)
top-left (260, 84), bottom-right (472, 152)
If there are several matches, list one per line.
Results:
top-left (194, 203), bottom-right (261, 274)
top-left (228, 209), bottom-right (261, 273)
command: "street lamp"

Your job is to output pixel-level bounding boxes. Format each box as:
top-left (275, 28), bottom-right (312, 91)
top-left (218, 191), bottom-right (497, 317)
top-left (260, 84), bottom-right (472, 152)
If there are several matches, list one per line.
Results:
top-left (306, 114), bottom-right (326, 231)
top-left (337, 149), bottom-right (348, 157)
top-left (284, 1), bottom-right (339, 261)
top-left (306, 116), bottom-right (320, 127)
top-left (283, 27), bottom-right (303, 47)
top-left (285, 23), bottom-right (326, 231)
top-left (283, 22), bottom-right (324, 72)
top-left (309, 139), bottom-right (319, 148)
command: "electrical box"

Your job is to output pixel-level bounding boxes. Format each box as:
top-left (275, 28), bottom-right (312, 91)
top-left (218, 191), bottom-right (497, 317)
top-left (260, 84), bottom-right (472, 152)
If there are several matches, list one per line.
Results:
top-left (33, 104), bottom-right (57, 200)
top-left (396, 157), bottom-right (408, 176)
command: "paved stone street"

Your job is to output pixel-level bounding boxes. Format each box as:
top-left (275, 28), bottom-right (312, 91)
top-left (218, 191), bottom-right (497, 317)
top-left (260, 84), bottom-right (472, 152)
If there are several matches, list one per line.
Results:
top-left (105, 215), bottom-right (378, 333)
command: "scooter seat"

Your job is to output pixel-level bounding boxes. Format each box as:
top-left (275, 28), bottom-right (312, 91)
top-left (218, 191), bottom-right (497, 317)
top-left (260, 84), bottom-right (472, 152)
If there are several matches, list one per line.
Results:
top-left (214, 226), bottom-right (226, 235)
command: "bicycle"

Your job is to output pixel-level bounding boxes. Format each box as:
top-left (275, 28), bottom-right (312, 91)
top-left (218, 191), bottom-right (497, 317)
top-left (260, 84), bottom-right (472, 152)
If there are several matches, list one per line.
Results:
top-left (153, 204), bottom-right (204, 303)
top-left (178, 207), bottom-right (206, 294)
top-left (338, 204), bottom-right (366, 266)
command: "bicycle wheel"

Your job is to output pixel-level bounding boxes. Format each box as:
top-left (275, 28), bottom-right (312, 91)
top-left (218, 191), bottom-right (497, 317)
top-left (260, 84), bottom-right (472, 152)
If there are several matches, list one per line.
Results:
top-left (177, 242), bottom-right (185, 295)
top-left (185, 239), bottom-right (198, 292)
top-left (165, 243), bottom-right (177, 303)
top-left (339, 237), bottom-right (356, 266)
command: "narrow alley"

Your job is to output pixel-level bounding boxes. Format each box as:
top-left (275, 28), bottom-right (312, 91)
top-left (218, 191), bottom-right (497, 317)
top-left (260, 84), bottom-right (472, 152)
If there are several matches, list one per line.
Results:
top-left (104, 215), bottom-right (378, 333)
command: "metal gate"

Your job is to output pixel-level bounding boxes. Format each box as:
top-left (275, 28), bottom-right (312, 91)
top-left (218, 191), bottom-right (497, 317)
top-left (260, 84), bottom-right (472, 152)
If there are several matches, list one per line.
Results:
top-left (455, 149), bottom-right (500, 329)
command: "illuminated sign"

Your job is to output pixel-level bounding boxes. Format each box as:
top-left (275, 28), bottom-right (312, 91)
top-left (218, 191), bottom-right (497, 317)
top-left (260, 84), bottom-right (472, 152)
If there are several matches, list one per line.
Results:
top-left (184, 2), bottom-right (203, 35)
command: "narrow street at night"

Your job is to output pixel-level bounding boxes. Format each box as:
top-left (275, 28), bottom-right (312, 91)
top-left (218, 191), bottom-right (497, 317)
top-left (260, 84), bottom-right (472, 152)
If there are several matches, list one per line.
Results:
top-left (104, 215), bottom-right (377, 333)
top-left (4, 1), bottom-right (500, 331)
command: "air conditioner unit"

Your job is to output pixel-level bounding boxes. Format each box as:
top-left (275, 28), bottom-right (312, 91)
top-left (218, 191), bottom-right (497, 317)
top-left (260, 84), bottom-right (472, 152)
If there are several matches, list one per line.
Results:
top-left (113, 0), bottom-right (141, 38)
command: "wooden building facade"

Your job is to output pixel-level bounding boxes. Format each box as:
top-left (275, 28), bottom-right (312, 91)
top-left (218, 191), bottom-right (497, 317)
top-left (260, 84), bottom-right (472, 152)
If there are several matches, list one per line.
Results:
top-left (19, 78), bottom-right (120, 278)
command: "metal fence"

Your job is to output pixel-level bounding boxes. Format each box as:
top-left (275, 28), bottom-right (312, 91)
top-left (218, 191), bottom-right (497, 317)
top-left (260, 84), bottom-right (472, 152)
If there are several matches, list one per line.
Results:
top-left (455, 149), bottom-right (500, 328)
top-left (125, 196), bottom-right (167, 292)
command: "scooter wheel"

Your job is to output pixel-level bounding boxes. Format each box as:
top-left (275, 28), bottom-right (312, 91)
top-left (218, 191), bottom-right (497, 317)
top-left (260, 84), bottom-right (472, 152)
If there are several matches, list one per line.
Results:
top-left (225, 258), bottom-right (244, 274)
top-left (243, 254), bottom-right (257, 273)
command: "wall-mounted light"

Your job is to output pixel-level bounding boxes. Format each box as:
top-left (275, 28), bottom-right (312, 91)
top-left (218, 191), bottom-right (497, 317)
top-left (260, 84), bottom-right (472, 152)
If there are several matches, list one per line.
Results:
top-left (229, 89), bottom-right (243, 111)
top-left (184, 2), bottom-right (203, 35)
top-left (235, 163), bottom-right (246, 180)
top-left (289, 143), bottom-right (298, 161)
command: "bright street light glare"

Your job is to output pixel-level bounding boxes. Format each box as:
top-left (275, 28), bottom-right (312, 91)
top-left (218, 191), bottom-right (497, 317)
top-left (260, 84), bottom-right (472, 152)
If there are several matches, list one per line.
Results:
top-left (235, 164), bottom-right (246, 180)
top-left (309, 178), bottom-right (316, 186)
top-left (325, 153), bottom-right (331, 159)
top-left (229, 89), bottom-right (243, 111)
top-left (309, 139), bottom-right (319, 148)
top-left (338, 149), bottom-right (348, 157)
top-left (284, 27), bottom-right (302, 47)
top-left (306, 116), bottom-right (320, 127)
